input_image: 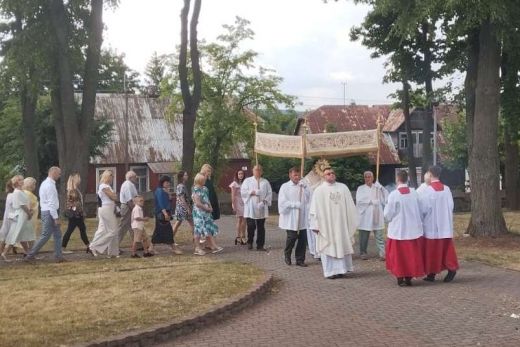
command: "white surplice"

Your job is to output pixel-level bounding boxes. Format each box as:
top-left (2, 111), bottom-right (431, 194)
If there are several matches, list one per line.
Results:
top-left (356, 183), bottom-right (388, 231)
top-left (241, 176), bottom-right (272, 219)
top-left (384, 184), bottom-right (424, 240)
top-left (278, 180), bottom-right (311, 231)
top-left (309, 181), bottom-right (359, 277)
top-left (417, 180), bottom-right (454, 239)
top-left (416, 182), bottom-right (429, 195)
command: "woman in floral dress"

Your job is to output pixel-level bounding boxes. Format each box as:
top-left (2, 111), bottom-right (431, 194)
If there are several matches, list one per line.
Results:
top-left (191, 173), bottom-right (223, 256)
top-left (172, 170), bottom-right (193, 239)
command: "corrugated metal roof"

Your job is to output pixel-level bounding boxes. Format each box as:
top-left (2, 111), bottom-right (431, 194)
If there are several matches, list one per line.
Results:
top-left (91, 94), bottom-right (182, 164)
top-left (148, 162), bottom-right (181, 173)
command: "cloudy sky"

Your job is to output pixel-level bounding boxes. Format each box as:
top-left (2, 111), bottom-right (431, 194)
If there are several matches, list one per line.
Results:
top-left (103, 0), bottom-right (457, 110)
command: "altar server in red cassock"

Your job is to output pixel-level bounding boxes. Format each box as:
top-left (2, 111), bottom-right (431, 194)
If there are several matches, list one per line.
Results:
top-left (418, 165), bottom-right (459, 283)
top-left (384, 170), bottom-right (425, 286)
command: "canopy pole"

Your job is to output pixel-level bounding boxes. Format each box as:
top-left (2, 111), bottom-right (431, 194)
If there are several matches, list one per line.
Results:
top-left (376, 114), bottom-right (382, 182)
top-left (297, 118), bottom-right (308, 234)
top-left (253, 119), bottom-right (259, 167)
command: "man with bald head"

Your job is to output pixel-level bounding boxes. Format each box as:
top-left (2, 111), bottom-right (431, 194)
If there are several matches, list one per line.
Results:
top-left (241, 165), bottom-right (272, 251)
top-left (26, 166), bottom-right (65, 262)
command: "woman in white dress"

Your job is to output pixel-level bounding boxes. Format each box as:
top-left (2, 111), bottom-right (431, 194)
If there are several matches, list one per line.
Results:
top-left (1, 175), bottom-right (33, 260)
top-left (21, 177), bottom-right (38, 248)
top-left (89, 170), bottom-right (119, 258)
top-left (0, 180), bottom-right (15, 259)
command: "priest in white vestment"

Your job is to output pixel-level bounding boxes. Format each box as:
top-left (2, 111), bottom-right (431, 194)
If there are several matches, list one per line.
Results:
top-left (384, 170), bottom-right (425, 286)
top-left (278, 167), bottom-right (311, 267)
top-left (356, 171), bottom-right (388, 260)
top-left (241, 165), bottom-right (272, 251)
top-left (309, 167), bottom-right (359, 279)
top-left (417, 165), bottom-right (459, 283)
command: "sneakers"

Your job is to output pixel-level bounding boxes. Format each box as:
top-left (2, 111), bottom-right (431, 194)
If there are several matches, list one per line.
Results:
top-left (193, 248), bottom-right (206, 256)
top-left (62, 248), bottom-right (73, 254)
top-left (172, 247), bottom-right (183, 255)
top-left (211, 246), bottom-right (224, 254)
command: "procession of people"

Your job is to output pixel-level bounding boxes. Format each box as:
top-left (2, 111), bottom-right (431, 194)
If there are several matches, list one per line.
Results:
top-left (0, 161), bottom-right (458, 287)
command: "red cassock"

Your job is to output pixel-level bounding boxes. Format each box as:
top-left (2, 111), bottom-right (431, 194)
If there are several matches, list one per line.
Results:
top-left (386, 237), bottom-right (425, 278)
top-left (423, 238), bottom-right (459, 274)
top-left (422, 181), bottom-right (459, 274)
top-left (384, 186), bottom-right (425, 278)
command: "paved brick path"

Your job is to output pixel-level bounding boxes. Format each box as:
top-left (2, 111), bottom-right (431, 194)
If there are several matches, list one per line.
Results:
top-left (155, 216), bottom-right (520, 347)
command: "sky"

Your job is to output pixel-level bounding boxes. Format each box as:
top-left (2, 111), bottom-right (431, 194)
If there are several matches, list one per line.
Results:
top-left (103, 0), bottom-right (458, 111)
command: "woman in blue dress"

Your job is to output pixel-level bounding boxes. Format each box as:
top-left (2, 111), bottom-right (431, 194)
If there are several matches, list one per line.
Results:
top-left (191, 173), bottom-right (223, 256)
top-left (151, 175), bottom-right (183, 255)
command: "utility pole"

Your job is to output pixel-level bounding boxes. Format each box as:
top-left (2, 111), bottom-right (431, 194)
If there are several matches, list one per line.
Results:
top-left (341, 81), bottom-right (347, 107)
top-left (124, 72), bottom-right (129, 172)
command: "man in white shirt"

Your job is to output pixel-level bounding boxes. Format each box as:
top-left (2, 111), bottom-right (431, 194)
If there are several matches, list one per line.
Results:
top-left (117, 171), bottom-right (138, 244)
top-left (278, 167), bottom-right (311, 267)
top-left (241, 165), bottom-right (272, 251)
top-left (384, 170), bottom-right (425, 286)
top-left (309, 167), bottom-right (359, 279)
top-left (26, 167), bottom-right (65, 262)
top-left (356, 171), bottom-right (388, 260)
top-left (418, 165), bottom-right (459, 283)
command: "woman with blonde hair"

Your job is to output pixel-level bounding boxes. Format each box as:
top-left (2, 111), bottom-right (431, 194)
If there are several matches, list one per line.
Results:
top-left (21, 177), bottom-right (38, 248)
top-left (200, 164), bottom-right (220, 221)
top-left (1, 175), bottom-right (33, 260)
top-left (62, 173), bottom-right (89, 254)
top-left (191, 173), bottom-right (222, 255)
top-left (0, 180), bottom-right (15, 259)
top-left (89, 170), bottom-right (119, 258)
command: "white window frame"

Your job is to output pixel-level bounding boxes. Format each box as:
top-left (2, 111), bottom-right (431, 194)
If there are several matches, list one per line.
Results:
top-left (96, 166), bottom-right (117, 192)
top-left (130, 165), bottom-right (150, 193)
top-left (399, 132), bottom-right (408, 149)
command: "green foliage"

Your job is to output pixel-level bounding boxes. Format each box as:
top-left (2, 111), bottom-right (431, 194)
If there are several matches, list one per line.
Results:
top-left (142, 52), bottom-right (168, 97)
top-left (95, 49), bottom-right (141, 93)
top-left (329, 157), bottom-right (371, 189)
top-left (439, 110), bottom-right (467, 170)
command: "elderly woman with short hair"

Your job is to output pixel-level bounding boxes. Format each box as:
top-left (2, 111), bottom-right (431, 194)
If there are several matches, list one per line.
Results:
top-left (1, 175), bottom-right (33, 260)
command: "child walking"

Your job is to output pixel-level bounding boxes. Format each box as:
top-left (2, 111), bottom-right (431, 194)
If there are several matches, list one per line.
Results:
top-left (131, 196), bottom-right (154, 258)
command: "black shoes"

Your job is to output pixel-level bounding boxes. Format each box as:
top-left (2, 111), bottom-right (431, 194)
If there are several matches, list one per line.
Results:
top-left (143, 252), bottom-right (154, 257)
top-left (423, 273), bottom-right (436, 282)
top-left (285, 256), bottom-right (291, 266)
top-left (444, 270), bottom-right (457, 283)
top-left (397, 277), bottom-right (406, 286)
top-left (131, 254), bottom-right (141, 258)
top-left (296, 262), bottom-right (308, 267)
top-left (247, 243), bottom-right (253, 250)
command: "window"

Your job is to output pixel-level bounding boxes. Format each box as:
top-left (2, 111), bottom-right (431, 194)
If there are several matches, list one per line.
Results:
top-left (96, 167), bottom-right (117, 192)
top-left (399, 132), bottom-right (408, 149)
top-left (131, 165), bottom-right (149, 193)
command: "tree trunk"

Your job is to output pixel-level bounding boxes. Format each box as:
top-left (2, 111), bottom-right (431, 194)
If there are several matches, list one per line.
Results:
top-left (420, 21), bottom-right (433, 176)
top-left (403, 80), bottom-right (417, 188)
top-left (504, 130), bottom-right (520, 210)
top-left (21, 83), bottom-right (40, 182)
top-left (179, 0), bottom-right (202, 183)
top-left (467, 19), bottom-right (507, 236)
top-left (48, 0), bottom-right (103, 200)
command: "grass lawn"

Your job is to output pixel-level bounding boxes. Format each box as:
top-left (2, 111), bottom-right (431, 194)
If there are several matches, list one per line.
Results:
top-left (453, 211), bottom-right (520, 271)
top-left (0, 256), bottom-right (263, 347)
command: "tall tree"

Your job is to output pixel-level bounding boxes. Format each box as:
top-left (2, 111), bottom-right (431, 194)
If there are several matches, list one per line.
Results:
top-left (178, 0), bottom-right (202, 177)
top-left (142, 51), bottom-right (166, 97)
top-left (47, 0), bottom-right (104, 196)
top-left (195, 17), bottom-right (294, 177)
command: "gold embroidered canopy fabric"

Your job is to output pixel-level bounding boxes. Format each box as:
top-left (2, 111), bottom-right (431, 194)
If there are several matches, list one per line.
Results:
top-left (255, 129), bottom-right (378, 158)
